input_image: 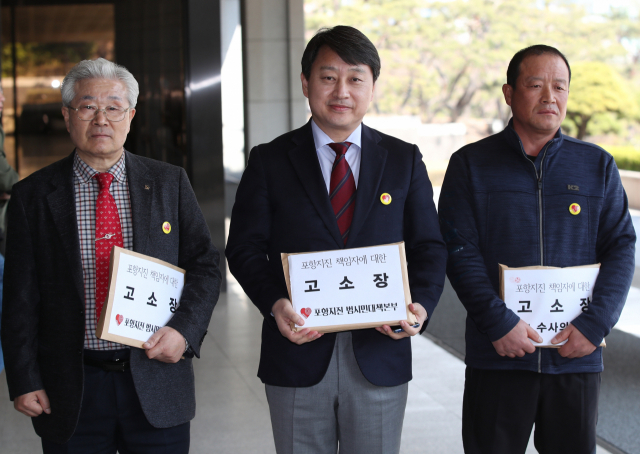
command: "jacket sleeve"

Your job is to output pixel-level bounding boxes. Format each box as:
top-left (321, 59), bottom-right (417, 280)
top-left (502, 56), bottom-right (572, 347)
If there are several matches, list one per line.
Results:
top-left (225, 147), bottom-right (289, 317)
top-left (164, 168), bottom-right (222, 358)
top-left (438, 152), bottom-right (520, 341)
top-left (1, 187), bottom-right (44, 399)
top-left (404, 145), bottom-right (448, 330)
top-left (571, 157), bottom-right (636, 346)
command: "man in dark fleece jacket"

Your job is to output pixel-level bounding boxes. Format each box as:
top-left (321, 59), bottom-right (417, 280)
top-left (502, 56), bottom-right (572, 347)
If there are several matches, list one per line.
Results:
top-left (439, 45), bottom-right (636, 454)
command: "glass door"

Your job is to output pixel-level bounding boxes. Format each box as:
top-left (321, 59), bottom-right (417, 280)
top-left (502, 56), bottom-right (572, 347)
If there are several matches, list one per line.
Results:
top-left (1, 3), bottom-right (115, 178)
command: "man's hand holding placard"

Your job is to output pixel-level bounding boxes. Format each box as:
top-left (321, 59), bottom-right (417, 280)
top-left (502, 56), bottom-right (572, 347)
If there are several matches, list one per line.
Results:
top-left (272, 298), bottom-right (324, 345)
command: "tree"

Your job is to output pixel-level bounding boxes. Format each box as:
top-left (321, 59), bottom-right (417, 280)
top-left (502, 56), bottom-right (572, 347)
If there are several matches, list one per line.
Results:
top-left (305, 0), bottom-right (632, 123)
top-left (564, 62), bottom-right (637, 140)
top-left (2, 42), bottom-right (102, 78)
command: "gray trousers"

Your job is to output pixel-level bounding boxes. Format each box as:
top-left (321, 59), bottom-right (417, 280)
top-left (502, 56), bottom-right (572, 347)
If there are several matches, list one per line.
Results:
top-left (265, 332), bottom-right (408, 454)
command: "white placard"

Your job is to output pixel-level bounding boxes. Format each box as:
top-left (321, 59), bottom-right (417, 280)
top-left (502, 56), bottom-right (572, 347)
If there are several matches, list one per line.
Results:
top-left (284, 243), bottom-right (415, 332)
top-left (502, 265), bottom-right (600, 346)
top-left (97, 247), bottom-right (185, 347)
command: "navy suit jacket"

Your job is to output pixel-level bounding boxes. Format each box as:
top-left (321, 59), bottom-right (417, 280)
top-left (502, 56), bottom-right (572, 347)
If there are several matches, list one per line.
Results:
top-left (1, 151), bottom-right (221, 443)
top-left (225, 121), bottom-right (447, 387)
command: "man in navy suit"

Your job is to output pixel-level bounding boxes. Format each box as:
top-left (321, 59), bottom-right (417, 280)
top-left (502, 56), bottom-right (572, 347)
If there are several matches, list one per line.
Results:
top-left (2, 58), bottom-right (220, 453)
top-left (226, 26), bottom-right (447, 454)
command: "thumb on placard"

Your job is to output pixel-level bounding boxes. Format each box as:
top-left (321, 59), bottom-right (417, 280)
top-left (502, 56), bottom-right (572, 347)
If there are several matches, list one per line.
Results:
top-left (409, 302), bottom-right (427, 319)
top-left (526, 324), bottom-right (543, 343)
top-left (551, 324), bottom-right (572, 344)
top-left (281, 301), bottom-right (304, 326)
top-left (143, 330), bottom-right (162, 349)
top-left (290, 309), bottom-right (305, 327)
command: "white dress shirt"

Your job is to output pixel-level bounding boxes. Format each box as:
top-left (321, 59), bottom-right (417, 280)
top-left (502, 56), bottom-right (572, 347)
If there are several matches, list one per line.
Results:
top-left (311, 119), bottom-right (362, 191)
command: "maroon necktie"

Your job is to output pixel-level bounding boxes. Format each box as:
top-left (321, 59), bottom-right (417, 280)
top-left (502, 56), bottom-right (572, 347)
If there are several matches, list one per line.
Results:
top-left (329, 142), bottom-right (356, 245)
top-left (94, 173), bottom-right (124, 324)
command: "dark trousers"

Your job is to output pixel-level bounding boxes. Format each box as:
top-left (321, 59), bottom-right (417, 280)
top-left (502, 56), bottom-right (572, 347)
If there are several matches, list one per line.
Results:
top-left (462, 366), bottom-right (600, 454)
top-left (42, 349), bottom-right (190, 454)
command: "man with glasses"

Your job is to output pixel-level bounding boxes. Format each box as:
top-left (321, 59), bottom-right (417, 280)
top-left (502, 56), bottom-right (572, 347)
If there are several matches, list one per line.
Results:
top-left (1, 58), bottom-right (221, 453)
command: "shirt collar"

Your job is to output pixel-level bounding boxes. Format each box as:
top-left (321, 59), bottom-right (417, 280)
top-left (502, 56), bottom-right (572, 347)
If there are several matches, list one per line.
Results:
top-left (503, 118), bottom-right (564, 156)
top-left (73, 151), bottom-right (127, 185)
top-left (311, 119), bottom-right (362, 151)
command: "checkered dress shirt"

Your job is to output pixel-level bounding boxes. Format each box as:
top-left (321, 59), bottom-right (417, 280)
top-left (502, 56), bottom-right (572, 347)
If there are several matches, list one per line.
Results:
top-left (73, 152), bottom-right (133, 350)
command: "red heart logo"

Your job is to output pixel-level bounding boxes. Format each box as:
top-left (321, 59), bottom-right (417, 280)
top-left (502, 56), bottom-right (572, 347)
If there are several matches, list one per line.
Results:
top-left (116, 314), bottom-right (123, 325)
top-left (300, 307), bottom-right (312, 318)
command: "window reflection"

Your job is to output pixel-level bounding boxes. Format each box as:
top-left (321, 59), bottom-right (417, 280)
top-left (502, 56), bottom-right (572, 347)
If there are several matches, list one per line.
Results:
top-left (1, 4), bottom-right (115, 178)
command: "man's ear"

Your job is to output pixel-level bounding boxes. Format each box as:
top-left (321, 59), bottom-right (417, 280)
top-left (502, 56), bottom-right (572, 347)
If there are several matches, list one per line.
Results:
top-left (301, 73), bottom-right (309, 99)
top-left (502, 84), bottom-right (513, 107)
top-left (61, 106), bottom-right (71, 133)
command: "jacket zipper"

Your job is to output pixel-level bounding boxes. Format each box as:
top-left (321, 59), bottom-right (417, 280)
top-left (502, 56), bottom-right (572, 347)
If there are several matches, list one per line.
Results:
top-left (517, 140), bottom-right (552, 373)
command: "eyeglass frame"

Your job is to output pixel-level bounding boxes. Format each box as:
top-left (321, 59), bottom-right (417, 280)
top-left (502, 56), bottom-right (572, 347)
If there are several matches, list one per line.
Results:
top-left (65, 104), bottom-right (133, 122)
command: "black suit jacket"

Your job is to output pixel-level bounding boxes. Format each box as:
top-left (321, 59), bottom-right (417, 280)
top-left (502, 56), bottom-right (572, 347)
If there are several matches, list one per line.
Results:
top-left (225, 121), bottom-right (447, 387)
top-left (1, 151), bottom-right (221, 443)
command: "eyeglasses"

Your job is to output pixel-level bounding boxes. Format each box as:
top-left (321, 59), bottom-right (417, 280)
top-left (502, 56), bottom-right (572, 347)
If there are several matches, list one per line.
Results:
top-left (67, 105), bottom-right (131, 122)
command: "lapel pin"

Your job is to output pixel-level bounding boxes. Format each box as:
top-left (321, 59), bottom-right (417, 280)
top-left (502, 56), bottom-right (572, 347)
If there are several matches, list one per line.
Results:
top-left (569, 203), bottom-right (581, 215)
top-left (144, 185), bottom-right (150, 190)
top-left (380, 193), bottom-right (392, 205)
top-left (162, 222), bottom-right (172, 234)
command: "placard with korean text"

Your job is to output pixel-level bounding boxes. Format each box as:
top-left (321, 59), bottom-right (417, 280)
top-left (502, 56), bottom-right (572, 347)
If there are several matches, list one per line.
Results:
top-left (500, 264), bottom-right (601, 347)
top-left (97, 246), bottom-right (185, 348)
top-left (282, 242), bottom-right (416, 333)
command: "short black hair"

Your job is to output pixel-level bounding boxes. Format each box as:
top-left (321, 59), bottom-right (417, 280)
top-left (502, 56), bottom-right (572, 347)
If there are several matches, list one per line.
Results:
top-left (506, 45), bottom-right (571, 89)
top-left (301, 26), bottom-right (381, 83)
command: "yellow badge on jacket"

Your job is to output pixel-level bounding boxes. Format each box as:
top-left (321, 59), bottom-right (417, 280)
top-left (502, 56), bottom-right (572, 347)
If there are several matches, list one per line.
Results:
top-left (569, 203), bottom-right (581, 215)
top-left (162, 222), bottom-right (172, 234)
top-left (380, 193), bottom-right (392, 205)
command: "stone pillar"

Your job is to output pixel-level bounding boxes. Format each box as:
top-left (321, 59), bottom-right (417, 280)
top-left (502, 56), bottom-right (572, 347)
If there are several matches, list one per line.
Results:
top-left (241, 0), bottom-right (308, 153)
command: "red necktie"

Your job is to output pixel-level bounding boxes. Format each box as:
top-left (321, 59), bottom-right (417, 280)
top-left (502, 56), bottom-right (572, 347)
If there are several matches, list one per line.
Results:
top-left (94, 173), bottom-right (124, 324)
top-left (329, 142), bottom-right (356, 245)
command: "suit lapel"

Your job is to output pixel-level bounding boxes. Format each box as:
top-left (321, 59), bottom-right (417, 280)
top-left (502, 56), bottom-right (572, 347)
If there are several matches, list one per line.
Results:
top-left (125, 151), bottom-right (155, 255)
top-left (288, 122), bottom-right (344, 247)
top-left (47, 153), bottom-right (85, 302)
top-left (346, 124), bottom-right (387, 248)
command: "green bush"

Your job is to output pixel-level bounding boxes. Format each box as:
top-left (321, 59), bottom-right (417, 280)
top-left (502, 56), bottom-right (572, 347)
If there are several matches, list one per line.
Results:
top-left (601, 145), bottom-right (640, 172)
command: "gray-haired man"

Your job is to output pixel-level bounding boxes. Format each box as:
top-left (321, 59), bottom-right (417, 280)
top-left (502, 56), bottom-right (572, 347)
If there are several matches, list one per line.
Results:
top-left (1, 58), bottom-right (221, 453)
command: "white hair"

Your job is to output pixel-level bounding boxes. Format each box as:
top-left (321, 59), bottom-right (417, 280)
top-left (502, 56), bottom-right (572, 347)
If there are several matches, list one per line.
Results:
top-left (61, 58), bottom-right (139, 108)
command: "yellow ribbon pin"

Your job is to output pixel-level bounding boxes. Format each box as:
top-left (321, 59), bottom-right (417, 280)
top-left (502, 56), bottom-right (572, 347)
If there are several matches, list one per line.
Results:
top-left (569, 203), bottom-right (581, 215)
top-left (162, 222), bottom-right (172, 234)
